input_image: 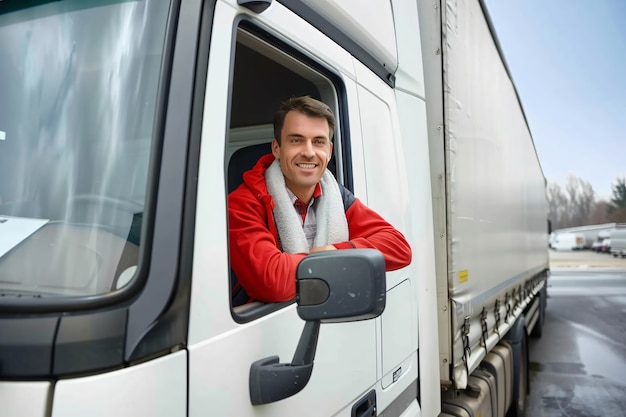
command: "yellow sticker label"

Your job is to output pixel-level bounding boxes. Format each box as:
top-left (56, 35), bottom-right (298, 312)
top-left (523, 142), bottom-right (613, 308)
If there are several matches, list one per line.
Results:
top-left (459, 270), bottom-right (468, 283)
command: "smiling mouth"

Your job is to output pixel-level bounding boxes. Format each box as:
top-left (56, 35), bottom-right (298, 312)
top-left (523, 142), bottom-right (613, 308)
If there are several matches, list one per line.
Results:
top-left (296, 163), bottom-right (317, 169)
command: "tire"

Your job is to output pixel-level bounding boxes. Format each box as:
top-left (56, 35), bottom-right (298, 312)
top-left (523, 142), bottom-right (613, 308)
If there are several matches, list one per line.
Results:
top-left (530, 286), bottom-right (546, 339)
top-left (505, 318), bottom-right (528, 417)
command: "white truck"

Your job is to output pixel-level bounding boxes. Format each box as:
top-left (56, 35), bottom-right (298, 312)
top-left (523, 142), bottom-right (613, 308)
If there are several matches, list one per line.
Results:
top-left (550, 232), bottom-right (585, 251)
top-left (610, 227), bottom-right (626, 258)
top-left (550, 223), bottom-right (617, 249)
top-left (0, 0), bottom-right (548, 416)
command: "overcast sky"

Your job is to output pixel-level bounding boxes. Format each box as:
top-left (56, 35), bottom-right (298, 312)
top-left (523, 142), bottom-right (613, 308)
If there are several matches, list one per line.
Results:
top-left (483, 0), bottom-right (626, 200)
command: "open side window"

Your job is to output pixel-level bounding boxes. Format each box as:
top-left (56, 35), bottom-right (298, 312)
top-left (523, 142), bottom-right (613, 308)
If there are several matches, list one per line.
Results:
top-left (225, 24), bottom-right (350, 321)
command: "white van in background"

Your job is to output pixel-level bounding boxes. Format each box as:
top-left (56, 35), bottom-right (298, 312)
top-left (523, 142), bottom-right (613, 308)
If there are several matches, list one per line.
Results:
top-left (551, 232), bottom-right (585, 251)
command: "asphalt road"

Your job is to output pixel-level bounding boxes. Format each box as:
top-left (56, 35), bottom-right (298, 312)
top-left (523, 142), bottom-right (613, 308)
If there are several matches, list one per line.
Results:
top-left (527, 250), bottom-right (626, 417)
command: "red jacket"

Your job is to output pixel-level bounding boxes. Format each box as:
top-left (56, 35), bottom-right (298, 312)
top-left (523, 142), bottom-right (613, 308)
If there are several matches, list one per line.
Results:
top-left (228, 154), bottom-right (412, 303)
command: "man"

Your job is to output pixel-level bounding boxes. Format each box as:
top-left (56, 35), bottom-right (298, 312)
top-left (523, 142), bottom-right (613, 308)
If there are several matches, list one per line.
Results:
top-left (228, 96), bottom-right (411, 304)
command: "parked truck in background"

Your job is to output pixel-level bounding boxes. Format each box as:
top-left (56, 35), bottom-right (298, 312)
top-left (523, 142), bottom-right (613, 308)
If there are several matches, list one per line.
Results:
top-left (610, 227), bottom-right (626, 258)
top-left (551, 223), bottom-right (618, 250)
top-left (0, 0), bottom-right (548, 416)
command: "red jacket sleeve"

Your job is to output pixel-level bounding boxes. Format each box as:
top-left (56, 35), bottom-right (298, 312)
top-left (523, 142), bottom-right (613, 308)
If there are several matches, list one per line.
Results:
top-left (339, 198), bottom-right (412, 271)
top-left (228, 188), bottom-right (305, 303)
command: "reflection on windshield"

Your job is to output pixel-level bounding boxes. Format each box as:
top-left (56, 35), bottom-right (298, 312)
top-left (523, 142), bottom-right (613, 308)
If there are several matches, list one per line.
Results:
top-left (0, 0), bottom-right (170, 298)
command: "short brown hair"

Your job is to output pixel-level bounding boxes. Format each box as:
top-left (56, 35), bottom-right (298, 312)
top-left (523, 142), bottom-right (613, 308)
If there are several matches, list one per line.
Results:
top-left (273, 96), bottom-right (335, 144)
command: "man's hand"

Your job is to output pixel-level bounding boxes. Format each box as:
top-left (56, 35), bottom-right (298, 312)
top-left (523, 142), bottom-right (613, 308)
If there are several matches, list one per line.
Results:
top-left (310, 245), bottom-right (338, 253)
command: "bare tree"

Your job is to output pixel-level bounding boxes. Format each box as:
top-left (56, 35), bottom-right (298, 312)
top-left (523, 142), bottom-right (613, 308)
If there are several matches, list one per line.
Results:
top-left (547, 175), bottom-right (596, 228)
top-left (547, 182), bottom-right (568, 229)
top-left (565, 174), bottom-right (595, 227)
top-left (587, 200), bottom-right (611, 225)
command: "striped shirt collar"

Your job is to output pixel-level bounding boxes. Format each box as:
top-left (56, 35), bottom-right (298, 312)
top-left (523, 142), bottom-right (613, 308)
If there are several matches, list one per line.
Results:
top-left (286, 183), bottom-right (323, 207)
top-left (286, 183), bottom-right (322, 223)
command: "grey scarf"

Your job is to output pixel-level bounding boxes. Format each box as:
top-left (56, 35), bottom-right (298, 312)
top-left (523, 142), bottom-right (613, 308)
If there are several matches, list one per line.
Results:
top-left (265, 160), bottom-right (349, 253)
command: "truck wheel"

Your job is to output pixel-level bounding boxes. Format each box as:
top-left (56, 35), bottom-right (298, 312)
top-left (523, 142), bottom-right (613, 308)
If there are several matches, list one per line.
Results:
top-left (530, 286), bottom-right (546, 339)
top-left (509, 332), bottom-right (528, 417)
top-left (505, 318), bottom-right (528, 417)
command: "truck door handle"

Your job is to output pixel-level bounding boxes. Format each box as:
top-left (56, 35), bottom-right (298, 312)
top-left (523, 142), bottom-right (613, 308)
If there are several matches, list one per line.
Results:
top-left (352, 389), bottom-right (377, 417)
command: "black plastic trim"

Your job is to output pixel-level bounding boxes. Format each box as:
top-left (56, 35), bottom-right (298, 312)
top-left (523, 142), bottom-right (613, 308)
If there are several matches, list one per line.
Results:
top-left (249, 356), bottom-right (314, 405)
top-left (53, 309), bottom-right (127, 376)
top-left (378, 379), bottom-right (418, 417)
top-left (277, 0), bottom-right (395, 88)
top-left (125, 0), bottom-right (209, 362)
top-left (0, 316), bottom-right (58, 378)
top-left (249, 321), bottom-right (320, 404)
top-left (352, 389), bottom-right (376, 417)
top-left (238, 0), bottom-right (272, 13)
top-left (337, 92), bottom-right (354, 192)
top-left (235, 301), bottom-right (294, 323)
top-left (142, 0), bottom-right (221, 361)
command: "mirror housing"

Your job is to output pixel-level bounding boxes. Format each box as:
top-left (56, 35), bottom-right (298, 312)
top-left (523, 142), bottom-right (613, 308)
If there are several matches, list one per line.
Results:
top-left (296, 248), bottom-right (386, 322)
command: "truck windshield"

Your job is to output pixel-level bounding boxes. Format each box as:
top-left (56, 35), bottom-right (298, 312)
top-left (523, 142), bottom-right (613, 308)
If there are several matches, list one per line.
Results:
top-left (0, 0), bottom-right (170, 299)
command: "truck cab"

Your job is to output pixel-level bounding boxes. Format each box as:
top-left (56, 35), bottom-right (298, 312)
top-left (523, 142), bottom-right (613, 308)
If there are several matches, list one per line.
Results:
top-left (0, 1), bottom-right (425, 415)
top-left (0, 1), bottom-right (548, 416)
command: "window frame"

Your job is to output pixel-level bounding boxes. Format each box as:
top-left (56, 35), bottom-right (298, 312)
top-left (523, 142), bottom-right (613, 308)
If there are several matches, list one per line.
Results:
top-left (225, 19), bottom-right (354, 323)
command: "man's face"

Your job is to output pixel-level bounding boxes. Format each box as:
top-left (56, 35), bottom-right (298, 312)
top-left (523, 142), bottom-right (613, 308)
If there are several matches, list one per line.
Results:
top-left (272, 111), bottom-right (333, 201)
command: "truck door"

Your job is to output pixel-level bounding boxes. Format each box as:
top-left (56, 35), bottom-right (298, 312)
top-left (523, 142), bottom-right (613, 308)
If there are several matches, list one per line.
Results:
top-left (187, 1), bottom-right (379, 415)
top-left (352, 56), bottom-right (422, 416)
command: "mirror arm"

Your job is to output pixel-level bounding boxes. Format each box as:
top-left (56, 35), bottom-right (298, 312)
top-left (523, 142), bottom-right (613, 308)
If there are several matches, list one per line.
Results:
top-left (249, 320), bottom-right (320, 405)
top-left (291, 320), bottom-right (320, 366)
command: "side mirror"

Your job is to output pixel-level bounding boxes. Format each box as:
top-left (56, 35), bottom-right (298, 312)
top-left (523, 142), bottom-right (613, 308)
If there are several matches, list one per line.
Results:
top-left (249, 249), bottom-right (386, 405)
top-left (296, 249), bottom-right (387, 322)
